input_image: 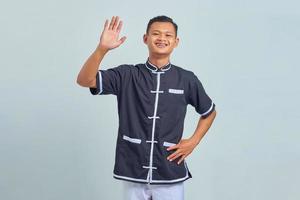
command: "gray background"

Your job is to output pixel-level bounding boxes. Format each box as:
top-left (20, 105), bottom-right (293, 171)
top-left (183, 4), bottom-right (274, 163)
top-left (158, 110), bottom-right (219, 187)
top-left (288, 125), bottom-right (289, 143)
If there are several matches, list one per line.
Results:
top-left (1, 0), bottom-right (299, 199)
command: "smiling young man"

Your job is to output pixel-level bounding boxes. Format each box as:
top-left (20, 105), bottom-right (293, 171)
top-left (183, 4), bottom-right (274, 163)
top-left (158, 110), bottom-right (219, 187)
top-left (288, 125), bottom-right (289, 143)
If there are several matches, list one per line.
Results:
top-left (77, 15), bottom-right (216, 200)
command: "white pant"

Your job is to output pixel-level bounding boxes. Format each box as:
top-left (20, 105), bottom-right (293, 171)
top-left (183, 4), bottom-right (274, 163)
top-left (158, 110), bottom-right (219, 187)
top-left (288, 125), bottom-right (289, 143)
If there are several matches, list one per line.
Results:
top-left (122, 181), bottom-right (184, 200)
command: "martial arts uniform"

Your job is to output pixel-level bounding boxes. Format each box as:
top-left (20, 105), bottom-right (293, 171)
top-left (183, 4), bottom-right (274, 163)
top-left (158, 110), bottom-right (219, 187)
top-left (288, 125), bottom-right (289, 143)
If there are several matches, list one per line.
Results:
top-left (89, 59), bottom-right (215, 199)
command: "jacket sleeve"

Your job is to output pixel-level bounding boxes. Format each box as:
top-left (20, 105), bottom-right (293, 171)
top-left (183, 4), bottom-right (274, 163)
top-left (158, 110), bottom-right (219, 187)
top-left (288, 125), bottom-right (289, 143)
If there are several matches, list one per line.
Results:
top-left (187, 72), bottom-right (215, 118)
top-left (89, 64), bottom-right (132, 96)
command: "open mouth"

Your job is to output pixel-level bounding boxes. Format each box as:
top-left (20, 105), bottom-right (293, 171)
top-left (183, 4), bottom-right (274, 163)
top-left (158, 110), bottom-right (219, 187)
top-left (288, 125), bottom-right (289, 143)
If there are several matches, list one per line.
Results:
top-left (155, 42), bottom-right (168, 48)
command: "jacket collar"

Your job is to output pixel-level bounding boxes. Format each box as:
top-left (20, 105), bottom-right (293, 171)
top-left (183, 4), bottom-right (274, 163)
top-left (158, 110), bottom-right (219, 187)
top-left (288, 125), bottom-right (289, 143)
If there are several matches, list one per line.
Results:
top-left (145, 59), bottom-right (172, 72)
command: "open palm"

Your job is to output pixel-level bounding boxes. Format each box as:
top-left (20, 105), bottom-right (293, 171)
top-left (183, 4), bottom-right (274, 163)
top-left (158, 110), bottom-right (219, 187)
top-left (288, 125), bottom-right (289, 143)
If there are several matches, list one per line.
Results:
top-left (99, 16), bottom-right (126, 50)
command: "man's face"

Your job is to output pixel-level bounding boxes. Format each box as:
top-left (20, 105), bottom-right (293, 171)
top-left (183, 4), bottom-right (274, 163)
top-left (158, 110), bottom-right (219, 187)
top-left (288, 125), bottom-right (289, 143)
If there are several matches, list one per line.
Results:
top-left (143, 22), bottom-right (179, 57)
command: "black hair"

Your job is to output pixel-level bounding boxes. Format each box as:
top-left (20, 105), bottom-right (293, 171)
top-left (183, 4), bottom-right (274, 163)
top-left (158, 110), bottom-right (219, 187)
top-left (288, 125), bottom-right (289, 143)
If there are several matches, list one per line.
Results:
top-left (146, 15), bottom-right (178, 36)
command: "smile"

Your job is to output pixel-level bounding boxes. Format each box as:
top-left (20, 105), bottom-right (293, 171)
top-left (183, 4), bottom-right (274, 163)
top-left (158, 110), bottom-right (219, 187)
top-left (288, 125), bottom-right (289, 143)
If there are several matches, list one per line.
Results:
top-left (155, 43), bottom-right (168, 48)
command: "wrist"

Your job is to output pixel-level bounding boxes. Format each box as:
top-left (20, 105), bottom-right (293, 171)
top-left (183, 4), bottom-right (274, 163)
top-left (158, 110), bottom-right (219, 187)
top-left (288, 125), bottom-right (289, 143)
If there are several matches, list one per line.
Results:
top-left (95, 44), bottom-right (109, 54)
top-left (189, 135), bottom-right (201, 146)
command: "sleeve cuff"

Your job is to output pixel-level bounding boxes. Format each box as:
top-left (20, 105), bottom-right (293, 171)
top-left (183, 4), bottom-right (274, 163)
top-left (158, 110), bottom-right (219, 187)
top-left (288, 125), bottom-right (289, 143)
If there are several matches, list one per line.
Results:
top-left (89, 71), bottom-right (103, 95)
top-left (200, 102), bottom-right (215, 118)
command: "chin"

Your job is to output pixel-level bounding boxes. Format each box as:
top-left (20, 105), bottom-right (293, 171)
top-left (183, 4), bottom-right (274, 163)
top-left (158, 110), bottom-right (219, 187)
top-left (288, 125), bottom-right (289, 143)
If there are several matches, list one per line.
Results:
top-left (152, 48), bottom-right (171, 55)
top-left (151, 51), bottom-right (170, 57)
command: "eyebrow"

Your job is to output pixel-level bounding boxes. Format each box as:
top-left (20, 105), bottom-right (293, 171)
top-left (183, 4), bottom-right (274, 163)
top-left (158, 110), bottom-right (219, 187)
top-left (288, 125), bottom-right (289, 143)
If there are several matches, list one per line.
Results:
top-left (151, 30), bottom-right (174, 34)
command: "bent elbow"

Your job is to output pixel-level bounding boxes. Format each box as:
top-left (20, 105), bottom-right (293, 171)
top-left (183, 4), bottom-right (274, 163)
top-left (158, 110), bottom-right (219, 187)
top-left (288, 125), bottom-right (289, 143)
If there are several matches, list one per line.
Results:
top-left (76, 76), bottom-right (85, 87)
top-left (211, 109), bottom-right (217, 119)
top-left (213, 109), bottom-right (217, 116)
top-left (76, 76), bottom-right (95, 88)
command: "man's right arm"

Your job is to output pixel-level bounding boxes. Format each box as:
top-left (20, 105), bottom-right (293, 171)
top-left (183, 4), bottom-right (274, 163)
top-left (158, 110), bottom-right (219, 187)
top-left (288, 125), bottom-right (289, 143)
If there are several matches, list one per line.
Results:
top-left (76, 46), bottom-right (108, 88)
top-left (76, 16), bottom-right (126, 88)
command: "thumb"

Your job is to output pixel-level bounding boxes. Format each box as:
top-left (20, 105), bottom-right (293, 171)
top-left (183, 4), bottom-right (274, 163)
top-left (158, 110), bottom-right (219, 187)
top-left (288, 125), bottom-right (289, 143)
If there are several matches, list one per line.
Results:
top-left (117, 36), bottom-right (127, 46)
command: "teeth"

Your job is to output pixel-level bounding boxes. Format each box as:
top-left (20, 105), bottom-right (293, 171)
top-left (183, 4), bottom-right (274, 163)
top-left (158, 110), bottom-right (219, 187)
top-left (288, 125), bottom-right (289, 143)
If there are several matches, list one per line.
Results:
top-left (156, 43), bottom-right (166, 48)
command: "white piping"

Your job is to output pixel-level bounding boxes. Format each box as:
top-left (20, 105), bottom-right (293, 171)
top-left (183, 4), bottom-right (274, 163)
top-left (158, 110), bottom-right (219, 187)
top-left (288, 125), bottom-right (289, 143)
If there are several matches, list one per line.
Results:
top-left (147, 71), bottom-right (164, 183)
top-left (146, 140), bottom-right (158, 144)
top-left (168, 88), bottom-right (184, 94)
top-left (113, 174), bottom-right (148, 183)
top-left (163, 141), bottom-right (176, 147)
top-left (144, 62), bottom-right (172, 72)
top-left (113, 173), bottom-right (190, 184)
top-left (151, 90), bottom-right (164, 93)
top-left (114, 159), bottom-right (191, 184)
top-left (145, 63), bottom-right (157, 72)
top-left (143, 166), bottom-right (157, 169)
top-left (150, 161), bottom-right (190, 184)
top-left (123, 135), bottom-right (142, 144)
top-left (99, 71), bottom-right (103, 94)
top-left (161, 64), bottom-right (171, 71)
top-left (200, 101), bottom-right (214, 116)
top-left (151, 175), bottom-right (189, 183)
top-left (148, 60), bottom-right (170, 70)
top-left (148, 116), bottom-right (160, 119)
top-left (147, 61), bottom-right (159, 69)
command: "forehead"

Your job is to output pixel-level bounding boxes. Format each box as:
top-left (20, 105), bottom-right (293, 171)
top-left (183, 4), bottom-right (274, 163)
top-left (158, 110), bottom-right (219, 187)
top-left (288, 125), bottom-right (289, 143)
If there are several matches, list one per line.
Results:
top-left (148, 22), bottom-right (176, 33)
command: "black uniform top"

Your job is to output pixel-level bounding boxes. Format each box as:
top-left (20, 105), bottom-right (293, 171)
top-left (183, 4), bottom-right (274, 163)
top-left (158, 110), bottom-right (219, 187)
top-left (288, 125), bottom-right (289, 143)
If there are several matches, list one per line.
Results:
top-left (89, 59), bottom-right (215, 185)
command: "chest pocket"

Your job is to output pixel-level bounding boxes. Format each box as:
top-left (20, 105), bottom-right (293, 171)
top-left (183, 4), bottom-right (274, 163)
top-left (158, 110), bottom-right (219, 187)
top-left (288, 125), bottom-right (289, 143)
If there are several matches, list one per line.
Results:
top-left (167, 88), bottom-right (186, 105)
top-left (168, 88), bottom-right (184, 94)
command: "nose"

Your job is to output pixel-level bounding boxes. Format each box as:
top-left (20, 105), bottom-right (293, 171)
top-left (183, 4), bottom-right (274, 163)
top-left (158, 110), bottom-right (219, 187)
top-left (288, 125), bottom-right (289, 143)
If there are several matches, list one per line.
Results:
top-left (157, 34), bottom-right (166, 41)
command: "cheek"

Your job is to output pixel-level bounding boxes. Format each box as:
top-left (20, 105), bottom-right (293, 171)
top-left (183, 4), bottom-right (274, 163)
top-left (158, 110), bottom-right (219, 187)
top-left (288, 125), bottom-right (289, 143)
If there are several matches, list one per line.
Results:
top-left (168, 38), bottom-right (175, 44)
top-left (169, 42), bottom-right (176, 48)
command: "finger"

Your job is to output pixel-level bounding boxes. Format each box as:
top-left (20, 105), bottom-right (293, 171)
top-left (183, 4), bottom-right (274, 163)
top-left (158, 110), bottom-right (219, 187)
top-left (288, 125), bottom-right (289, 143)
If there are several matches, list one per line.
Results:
top-left (108, 16), bottom-right (115, 30)
top-left (167, 152), bottom-right (176, 160)
top-left (177, 155), bottom-right (186, 165)
top-left (169, 152), bottom-right (183, 161)
top-left (167, 144), bottom-right (179, 151)
top-left (103, 19), bottom-right (109, 30)
top-left (167, 148), bottom-right (181, 160)
top-left (167, 151), bottom-right (182, 161)
top-left (112, 16), bottom-right (119, 30)
top-left (116, 20), bottom-right (123, 32)
top-left (116, 36), bottom-right (126, 46)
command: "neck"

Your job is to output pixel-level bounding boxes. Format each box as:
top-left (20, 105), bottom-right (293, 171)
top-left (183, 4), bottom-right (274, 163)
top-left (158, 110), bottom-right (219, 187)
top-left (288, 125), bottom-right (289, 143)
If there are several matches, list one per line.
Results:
top-left (148, 55), bottom-right (170, 68)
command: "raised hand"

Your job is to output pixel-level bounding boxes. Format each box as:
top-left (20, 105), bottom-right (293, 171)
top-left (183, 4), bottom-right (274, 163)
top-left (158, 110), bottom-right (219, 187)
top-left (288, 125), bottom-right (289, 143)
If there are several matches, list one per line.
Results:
top-left (98, 16), bottom-right (127, 51)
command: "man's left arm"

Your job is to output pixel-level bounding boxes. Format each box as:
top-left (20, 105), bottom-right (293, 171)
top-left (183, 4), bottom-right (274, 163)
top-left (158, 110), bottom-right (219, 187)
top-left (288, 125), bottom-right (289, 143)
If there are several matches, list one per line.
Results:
top-left (166, 110), bottom-right (217, 165)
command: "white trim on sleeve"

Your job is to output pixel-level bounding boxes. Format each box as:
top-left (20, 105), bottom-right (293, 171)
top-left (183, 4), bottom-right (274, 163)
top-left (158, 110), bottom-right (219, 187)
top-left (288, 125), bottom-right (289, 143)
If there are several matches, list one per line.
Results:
top-left (200, 101), bottom-right (214, 116)
top-left (98, 71), bottom-right (103, 94)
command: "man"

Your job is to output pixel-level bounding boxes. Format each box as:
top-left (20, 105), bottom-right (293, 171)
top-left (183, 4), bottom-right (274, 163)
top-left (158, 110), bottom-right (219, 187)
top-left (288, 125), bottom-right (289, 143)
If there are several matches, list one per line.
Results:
top-left (77, 15), bottom-right (216, 200)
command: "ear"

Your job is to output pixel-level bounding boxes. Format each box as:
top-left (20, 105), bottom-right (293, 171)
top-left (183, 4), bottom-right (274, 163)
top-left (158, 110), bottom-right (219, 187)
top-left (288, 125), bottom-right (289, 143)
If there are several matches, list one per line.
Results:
top-left (143, 34), bottom-right (148, 44)
top-left (174, 37), bottom-right (180, 47)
